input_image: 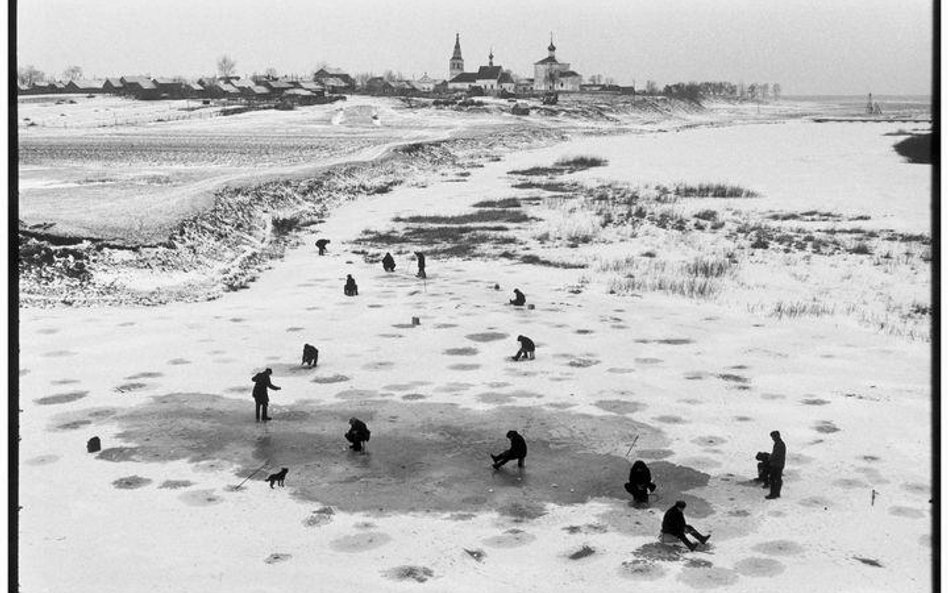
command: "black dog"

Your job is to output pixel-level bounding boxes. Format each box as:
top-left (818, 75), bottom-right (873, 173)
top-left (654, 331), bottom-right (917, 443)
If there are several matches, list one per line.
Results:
top-left (267, 468), bottom-right (289, 488)
top-left (302, 344), bottom-right (319, 367)
top-left (755, 451), bottom-right (771, 486)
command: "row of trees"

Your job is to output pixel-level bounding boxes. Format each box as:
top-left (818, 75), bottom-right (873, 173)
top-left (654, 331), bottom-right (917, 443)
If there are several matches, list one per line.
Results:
top-left (635, 80), bottom-right (782, 101)
top-left (18, 64), bottom-right (84, 85)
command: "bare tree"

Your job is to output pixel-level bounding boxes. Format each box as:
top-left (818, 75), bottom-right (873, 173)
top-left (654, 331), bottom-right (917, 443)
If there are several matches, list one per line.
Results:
top-left (588, 74), bottom-right (603, 85)
top-left (645, 80), bottom-right (659, 95)
top-left (216, 55), bottom-right (237, 80)
top-left (17, 65), bottom-right (45, 86)
top-left (62, 65), bottom-right (83, 81)
top-left (264, 67), bottom-right (279, 80)
top-left (353, 72), bottom-right (374, 88)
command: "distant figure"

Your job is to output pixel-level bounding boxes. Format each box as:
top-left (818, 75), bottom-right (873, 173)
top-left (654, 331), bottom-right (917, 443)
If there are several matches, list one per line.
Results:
top-left (624, 460), bottom-right (657, 504)
top-left (766, 431), bottom-right (786, 499)
top-left (755, 451), bottom-right (771, 488)
top-left (415, 251), bottom-right (427, 279)
top-left (382, 252), bottom-right (396, 272)
top-left (345, 417), bottom-right (371, 452)
top-left (251, 368), bottom-right (281, 422)
top-left (302, 344), bottom-right (319, 367)
top-left (315, 239), bottom-right (331, 255)
top-left (344, 274), bottom-right (359, 296)
top-left (509, 288), bottom-right (526, 306)
top-left (512, 335), bottom-right (536, 361)
top-left (87, 436), bottom-right (101, 453)
top-left (491, 430), bottom-right (527, 469)
top-left (661, 501), bottom-right (710, 551)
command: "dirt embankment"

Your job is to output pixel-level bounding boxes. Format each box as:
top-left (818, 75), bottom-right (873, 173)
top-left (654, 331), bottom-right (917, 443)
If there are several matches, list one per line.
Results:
top-left (18, 125), bottom-right (568, 308)
top-left (18, 96), bottom-right (728, 308)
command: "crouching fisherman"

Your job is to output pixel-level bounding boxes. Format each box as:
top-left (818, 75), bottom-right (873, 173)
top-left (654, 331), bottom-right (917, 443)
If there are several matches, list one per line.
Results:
top-left (661, 500), bottom-right (710, 551)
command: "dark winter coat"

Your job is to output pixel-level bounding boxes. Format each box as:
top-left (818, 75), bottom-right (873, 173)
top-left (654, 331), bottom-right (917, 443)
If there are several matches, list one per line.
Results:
top-left (347, 419), bottom-right (371, 442)
top-left (517, 336), bottom-right (535, 352)
top-left (382, 253), bottom-right (395, 270)
top-left (661, 505), bottom-right (687, 535)
top-left (251, 373), bottom-right (278, 402)
top-left (507, 431), bottom-right (527, 458)
top-left (628, 460), bottom-right (653, 488)
top-left (770, 439), bottom-right (786, 471)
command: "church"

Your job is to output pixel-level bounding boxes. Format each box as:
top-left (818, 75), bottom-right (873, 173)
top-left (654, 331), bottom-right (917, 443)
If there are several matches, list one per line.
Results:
top-left (446, 34), bottom-right (515, 94)
top-left (533, 36), bottom-right (582, 92)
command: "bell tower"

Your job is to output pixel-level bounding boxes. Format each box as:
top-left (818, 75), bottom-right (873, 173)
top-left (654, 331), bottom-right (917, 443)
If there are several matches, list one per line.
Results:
top-left (449, 33), bottom-right (464, 79)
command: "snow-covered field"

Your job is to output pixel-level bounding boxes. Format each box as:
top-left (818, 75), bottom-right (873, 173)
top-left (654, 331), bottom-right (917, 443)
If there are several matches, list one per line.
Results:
top-left (18, 107), bottom-right (932, 592)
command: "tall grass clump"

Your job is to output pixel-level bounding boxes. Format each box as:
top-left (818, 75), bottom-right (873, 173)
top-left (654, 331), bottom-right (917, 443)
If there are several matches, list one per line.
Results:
top-left (673, 183), bottom-right (759, 198)
top-left (604, 254), bottom-right (736, 300)
top-left (535, 209), bottom-right (602, 244)
top-left (392, 210), bottom-right (533, 224)
top-left (553, 155), bottom-right (609, 170)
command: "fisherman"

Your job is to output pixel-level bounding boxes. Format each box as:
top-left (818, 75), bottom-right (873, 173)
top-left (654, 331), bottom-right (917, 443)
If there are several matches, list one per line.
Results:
top-left (315, 239), bottom-right (331, 255)
top-left (251, 368), bottom-right (281, 422)
top-left (344, 274), bottom-right (359, 296)
top-left (345, 417), bottom-right (371, 452)
top-left (381, 252), bottom-right (396, 273)
top-left (415, 251), bottom-right (427, 279)
top-left (755, 451), bottom-right (771, 488)
top-left (766, 430), bottom-right (786, 499)
top-left (491, 430), bottom-right (527, 469)
top-left (661, 501), bottom-right (710, 551)
top-left (512, 335), bottom-right (536, 361)
top-left (509, 288), bottom-right (526, 306)
top-left (624, 459), bottom-right (657, 504)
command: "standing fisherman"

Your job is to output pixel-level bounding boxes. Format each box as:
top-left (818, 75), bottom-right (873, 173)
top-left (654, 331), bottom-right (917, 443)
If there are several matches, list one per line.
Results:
top-left (765, 430), bottom-right (786, 499)
top-left (415, 251), bottom-right (427, 279)
top-left (251, 368), bottom-right (281, 422)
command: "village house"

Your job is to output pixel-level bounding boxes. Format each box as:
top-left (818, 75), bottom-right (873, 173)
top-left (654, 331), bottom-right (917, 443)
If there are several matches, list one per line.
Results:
top-left (313, 67), bottom-right (355, 91)
top-left (65, 79), bottom-right (108, 94)
top-left (120, 76), bottom-right (159, 99)
top-left (365, 77), bottom-right (395, 95)
top-left (410, 73), bottom-right (443, 93)
top-left (103, 78), bottom-right (125, 94)
top-left (152, 78), bottom-right (186, 99)
top-left (533, 36), bottom-right (582, 92)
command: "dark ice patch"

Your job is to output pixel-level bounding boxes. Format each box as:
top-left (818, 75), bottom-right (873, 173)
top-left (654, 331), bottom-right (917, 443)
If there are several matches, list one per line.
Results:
top-left (125, 371), bottom-right (163, 380)
top-left (384, 566), bottom-right (434, 582)
top-left (444, 347), bottom-right (479, 356)
top-left (594, 399), bottom-right (646, 415)
top-left (312, 375), bottom-right (351, 384)
top-left (465, 332), bottom-right (509, 342)
top-left (814, 420), bottom-right (840, 433)
top-left (36, 391), bottom-right (89, 405)
top-left (113, 475), bottom-right (152, 489)
top-left (50, 378), bottom-right (80, 385)
top-left (159, 480), bottom-right (194, 489)
top-left (568, 545), bottom-right (596, 560)
top-left (448, 363), bottom-right (481, 371)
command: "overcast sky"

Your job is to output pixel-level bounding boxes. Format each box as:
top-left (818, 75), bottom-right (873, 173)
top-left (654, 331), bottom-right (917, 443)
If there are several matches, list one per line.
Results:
top-left (16, 0), bottom-right (933, 94)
